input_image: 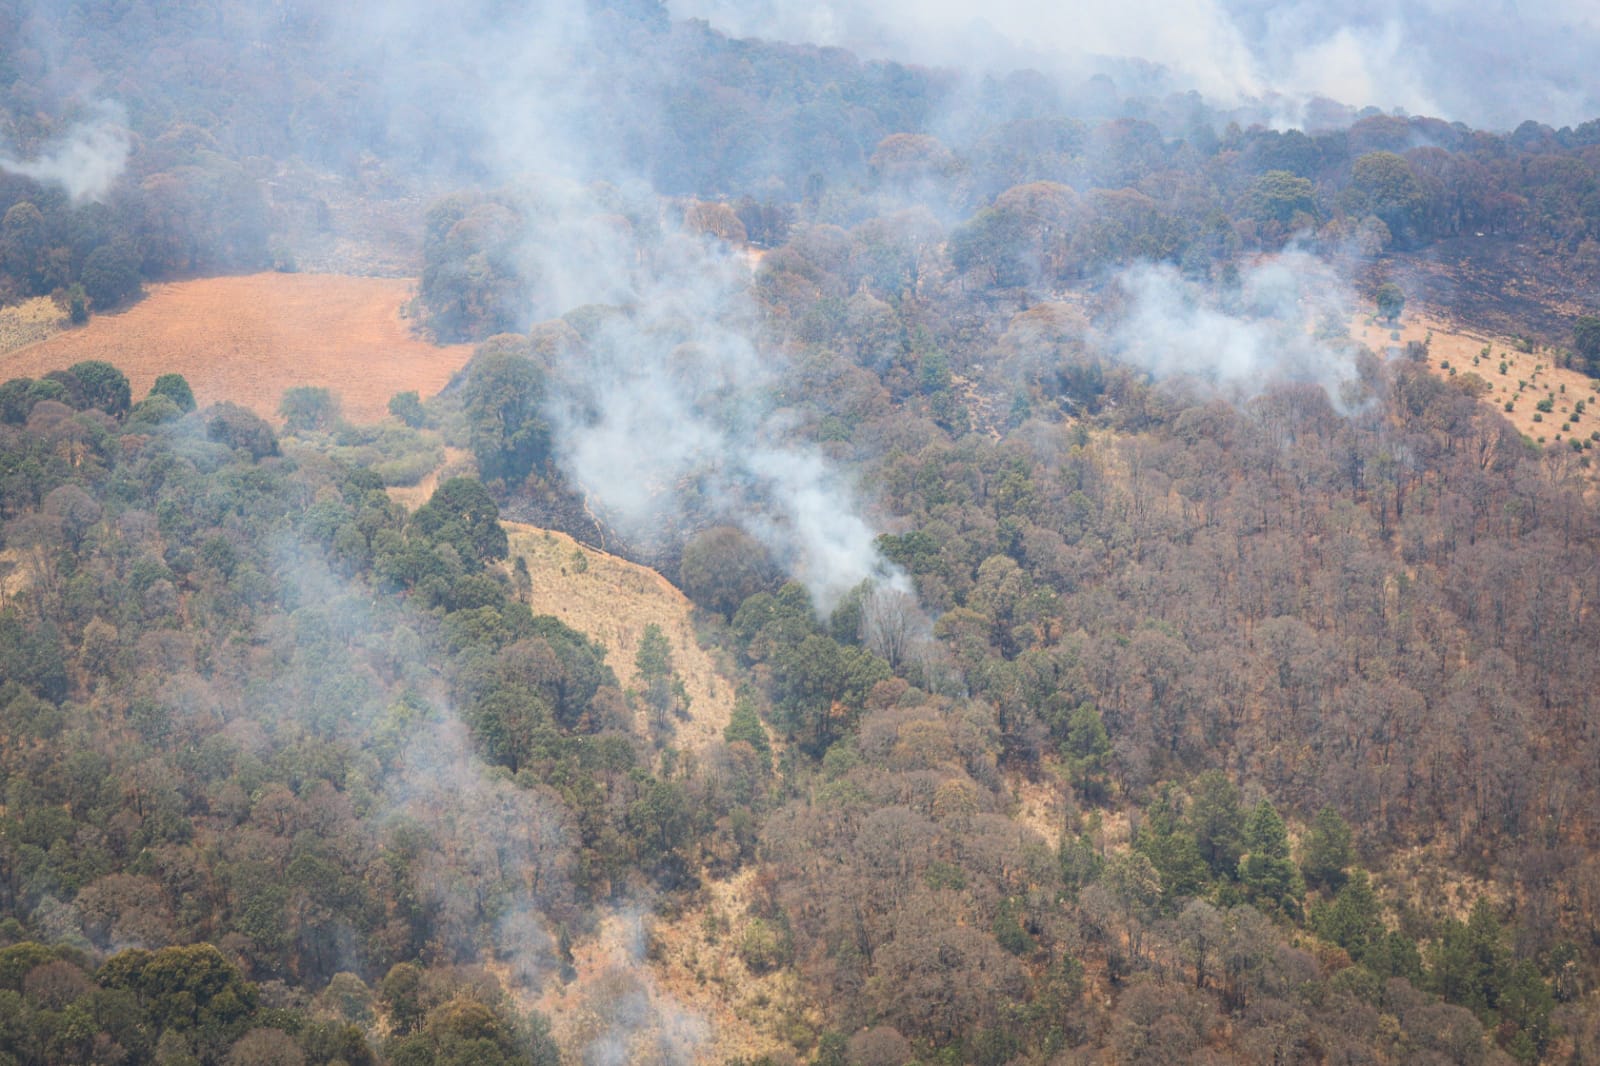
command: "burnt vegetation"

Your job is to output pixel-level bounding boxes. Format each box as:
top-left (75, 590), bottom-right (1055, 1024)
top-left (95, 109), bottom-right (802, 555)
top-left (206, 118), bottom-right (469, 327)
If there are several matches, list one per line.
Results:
top-left (3, 1), bottom-right (1600, 1065)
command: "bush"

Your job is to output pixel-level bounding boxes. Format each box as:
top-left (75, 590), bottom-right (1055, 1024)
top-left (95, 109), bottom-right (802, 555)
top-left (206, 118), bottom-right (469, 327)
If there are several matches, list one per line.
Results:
top-left (80, 243), bottom-right (141, 308)
top-left (68, 360), bottom-right (131, 417)
top-left (150, 373), bottom-right (197, 412)
top-left (206, 403), bottom-right (279, 459)
top-left (279, 386), bottom-right (342, 433)
top-left (388, 390), bottom-right (430, 428)
top-left (737, 918), bottom-right (792, 974)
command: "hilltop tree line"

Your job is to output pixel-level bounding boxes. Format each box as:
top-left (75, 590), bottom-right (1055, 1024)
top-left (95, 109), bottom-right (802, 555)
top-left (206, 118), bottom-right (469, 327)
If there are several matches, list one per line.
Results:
top-left (8, 0), bottom-right (1600, 344)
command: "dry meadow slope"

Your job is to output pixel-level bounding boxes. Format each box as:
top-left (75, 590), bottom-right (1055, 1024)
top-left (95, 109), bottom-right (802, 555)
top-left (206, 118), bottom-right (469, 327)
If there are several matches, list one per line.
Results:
top-left (502, 523), bottom-right (738, 756)
top-left (1352, 312), bottom-right (1600, 456)
top-left (0, 273), bottom-right (474, 423)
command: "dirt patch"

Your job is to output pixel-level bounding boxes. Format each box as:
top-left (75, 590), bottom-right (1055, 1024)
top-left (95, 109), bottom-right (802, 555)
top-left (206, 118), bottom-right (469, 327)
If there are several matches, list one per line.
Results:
top-left (531, 887), bottom-right (799, 1066)
top-left (0, 547), bottom-right (29, 606)
top-left (0, 273), bottom-right (474, 424)
top-left (503, 523), bottom-right (737, 758)
top-left (1010, 768), bottom-right (1069, 844)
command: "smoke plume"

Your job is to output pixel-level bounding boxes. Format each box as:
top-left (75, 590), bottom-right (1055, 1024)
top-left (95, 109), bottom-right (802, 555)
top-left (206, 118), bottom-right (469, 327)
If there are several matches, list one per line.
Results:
top-left (543, 219), bottom-right (908, 614)
top-left (670, 0), bottom-right (1600, 129)
top-left (1105, 251), bottom-right (1362, 406)
top-left (0, 101), bottom-right (130, 203)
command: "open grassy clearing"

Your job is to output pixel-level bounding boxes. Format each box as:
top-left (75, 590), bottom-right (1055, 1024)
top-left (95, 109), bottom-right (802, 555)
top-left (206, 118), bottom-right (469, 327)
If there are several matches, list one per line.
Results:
top-left (502, 522), bottom-right (738, 759)
top-left (1353, 310), bottom-right (1600, 459)
top-left (0, 296), bottom-right (68, 354)
top-left (0, 273), bottom-right (474, 423)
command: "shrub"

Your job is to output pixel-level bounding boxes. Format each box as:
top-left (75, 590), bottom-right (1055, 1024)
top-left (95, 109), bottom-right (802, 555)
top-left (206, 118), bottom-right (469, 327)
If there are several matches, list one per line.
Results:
top-left (150, 373), bottom-right (197, 412)
top-left (279, 386), bottom-right (342, 433)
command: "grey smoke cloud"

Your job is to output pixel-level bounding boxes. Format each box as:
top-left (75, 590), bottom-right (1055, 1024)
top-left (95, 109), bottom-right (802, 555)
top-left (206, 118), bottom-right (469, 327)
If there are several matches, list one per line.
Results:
top-left (1105, 251), bottom-right (1360, 405)
top-left (669, 0), bottom-right (1600, 129)
top-left (325, 0), bottom-right (910, 615)
top-left (544, 220), bottom-right (908, 614)
top-left (0, 101), bottom-right (130, 203)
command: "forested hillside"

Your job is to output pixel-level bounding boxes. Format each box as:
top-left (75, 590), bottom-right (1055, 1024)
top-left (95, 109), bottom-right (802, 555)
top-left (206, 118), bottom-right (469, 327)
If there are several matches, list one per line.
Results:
top-left (3, 1), bottom-right (1600, 1064)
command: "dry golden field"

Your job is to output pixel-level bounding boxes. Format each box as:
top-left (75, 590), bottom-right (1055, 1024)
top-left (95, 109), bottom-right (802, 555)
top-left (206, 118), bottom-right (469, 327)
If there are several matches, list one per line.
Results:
top-left (0, 274), bottom-right (474, 423)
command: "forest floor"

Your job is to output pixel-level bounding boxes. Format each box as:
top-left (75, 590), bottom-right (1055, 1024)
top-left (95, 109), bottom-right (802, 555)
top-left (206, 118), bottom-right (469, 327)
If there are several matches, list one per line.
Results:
top-left (0, 273), bottom-right (474, 423)
top-left (1384, 233), bottom-right (1600, 343)
top-left (531, 875), bottom-right (799, 1066)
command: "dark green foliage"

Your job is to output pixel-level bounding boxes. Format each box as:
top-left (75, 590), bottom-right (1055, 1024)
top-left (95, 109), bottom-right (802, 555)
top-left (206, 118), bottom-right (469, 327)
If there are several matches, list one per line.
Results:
top-left (1311, 870), bottom-right (1384, 962)
top-left (0, 378), bottom-right (41, 424)
top-left (1135, 786), bottom-right (1209, 907)
top-left (1498, 959), bottom-right (1554, 1060)
top-left (0, 613), bottom-right (69, 703)
top-left (635, 622), bottom-right (687, 728)
top-left (1345, 152), bottom-right (1427, 243)
top-left (723, 697), bottom-right (772, 766)
top-left (385, 995), bottom-right (559, 1066)
top-left (1300, 806), bottom-right (1355, 893)
top-left (459, 340), bottom-right (551, 486)
top-left (1056, 701), bottom-right (1107, 793)
top-left (205, 402), bottom-right (280, 459)
top-left (1574, 315), bottom-right (1600, 376)
top-left (1188, 771), bottom-right (1245, 880)
top-left (417, 195), bottom-right (529, 342)
top-left (80, 243), bottom-right (141, 308)
top-left (389, 390), bottom-right (430, 428)
top-left (991, 897), bottom-right (1035, 956)
top-left (1243, 170), bottom-right (1317, 229)
top-left (1430, 897), bottom-right (1510, 1015)
top-left (769, 632), bottom-right (891, 756)
top-left (1059, 832), bottom-right (1103, 899)
top-left (1240, 799), bottom-right (1302, 912)
top-left (949, 207), bottom-right (1031, 287)
top-left (1375, 282), bottom-right (1405, 324)
top-left (678, 526), bottom-right (779, 620)
top-left (67, 360), bottom-right (131, 417)
top-left (409, 477), bottom-right (508, 569)
top-left (278, 386), bottom-right (342, 433)
top-left (99, 943), bottom-right (257, 1036)
top-left (737, 917), bottom-right (793, 973)
top-left (150, 373), bottom-right (198, 412)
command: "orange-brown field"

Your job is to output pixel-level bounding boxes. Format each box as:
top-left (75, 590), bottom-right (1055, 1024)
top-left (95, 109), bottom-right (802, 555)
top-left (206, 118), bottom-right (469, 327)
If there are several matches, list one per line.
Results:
top-left (0, 273), bottom-right (475, 423)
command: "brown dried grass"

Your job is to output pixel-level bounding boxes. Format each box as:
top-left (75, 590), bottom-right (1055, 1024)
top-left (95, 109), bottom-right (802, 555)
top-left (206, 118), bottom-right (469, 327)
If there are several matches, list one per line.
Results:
top-left (0, 273), bottom-right (474, 423)
top-left (502, 522), bottom-right (736, 757)
top-left (1352, 311), bottom-right (1600, 455)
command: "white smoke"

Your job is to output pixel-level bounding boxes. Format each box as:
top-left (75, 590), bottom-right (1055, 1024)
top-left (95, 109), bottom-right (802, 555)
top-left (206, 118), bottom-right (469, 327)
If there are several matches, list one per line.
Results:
top-left (1106, 251), bottom-right (1360, 406)
top-left (669, 0), bottom-right (1600, 129)
top-left (569, 909), bottom-right (709, 1066)
top-left (0, 101), bottom-right (130, 203)
top-left (545, 221), bottom-right (907, 614)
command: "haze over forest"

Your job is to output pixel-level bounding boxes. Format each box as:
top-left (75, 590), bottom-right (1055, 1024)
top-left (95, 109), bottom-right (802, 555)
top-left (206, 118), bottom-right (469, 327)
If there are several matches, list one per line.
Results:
top-left (1, 1), bottom-right (1599, 1065)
